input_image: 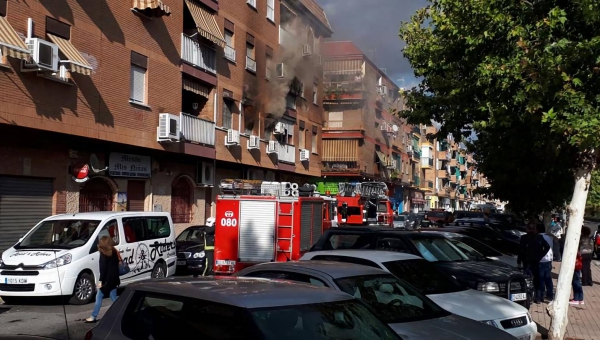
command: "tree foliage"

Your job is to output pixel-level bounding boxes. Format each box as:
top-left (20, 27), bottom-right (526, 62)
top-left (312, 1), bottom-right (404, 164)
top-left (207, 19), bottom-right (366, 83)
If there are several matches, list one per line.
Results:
top-left (398, 0), bottom-right (600, 212)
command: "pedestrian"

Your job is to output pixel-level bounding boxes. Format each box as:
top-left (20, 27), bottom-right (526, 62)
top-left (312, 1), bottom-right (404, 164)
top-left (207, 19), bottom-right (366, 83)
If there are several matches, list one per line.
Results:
top-left (202, 224), bottom-right (215, 276)
top-left (580, 226), bottom-right (594, 286)
top-left (570, 252), bottom-right (584, 305)
top-left (85, 236), bottom-right (120, 323)
top-left (517, 220), bottom-right (551, 303)
top-left (536, 224), bottom-right (554, 303)
top-left (549, 217), bottom-right (562, 262)
top-left (593, 225), bottom-right (600, 259)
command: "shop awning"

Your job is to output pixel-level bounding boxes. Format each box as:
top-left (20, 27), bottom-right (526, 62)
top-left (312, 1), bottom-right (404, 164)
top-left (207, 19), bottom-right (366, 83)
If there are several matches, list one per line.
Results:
top-left (0, 16), bottom-right (30, 61)
top-left (185, 0), bottom-right (225, 47)
top-left (132, 0), bottom-right (171, 17)
top-left (183, 78), bottom-right (210, 98)
top-left (323, 139), bottom-right (358, 162)
top-left (376, 151), bottom-right (389, 166)
top-left (47, 34), bottom-right (93, 75)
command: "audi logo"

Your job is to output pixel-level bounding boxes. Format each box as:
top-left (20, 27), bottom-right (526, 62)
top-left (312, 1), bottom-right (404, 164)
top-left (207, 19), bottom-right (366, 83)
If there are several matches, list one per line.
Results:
top-left (510, 318), bottom-right (524, 327)
top-left (225, 211), bottom-right (234, 217)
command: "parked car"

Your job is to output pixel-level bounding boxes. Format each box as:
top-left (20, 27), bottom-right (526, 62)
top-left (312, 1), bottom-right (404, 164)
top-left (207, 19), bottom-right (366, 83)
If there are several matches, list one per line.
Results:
top-left (300, 250), bottom-right (537, 340)
top-left (425, 210), bottom-right (454, 226)
top-left (85, 276), bottom-right (401, 340)
top-left (0, 212), bottom-right (176, 305)
top-left (430, 225), bottom-right (520, 256)
top-left (310, 227), bottom-right (534, 308)
top-left (392, 215), bottom-right (408, 229)
top-left (175, 225), bottom-right (208, 275)
top-left (237, 261), bottom-right (516, 339)
top-left (425, 231), bottom-right (519, 268)
top-left (450, 219), bottom-right (525, 244)
top-left (454, 211), bottom-right (485, 220)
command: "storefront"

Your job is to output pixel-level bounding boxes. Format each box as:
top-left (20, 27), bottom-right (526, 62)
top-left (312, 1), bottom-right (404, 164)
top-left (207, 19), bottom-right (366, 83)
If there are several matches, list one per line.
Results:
top-left (410, 191), bottom-right (426, 213)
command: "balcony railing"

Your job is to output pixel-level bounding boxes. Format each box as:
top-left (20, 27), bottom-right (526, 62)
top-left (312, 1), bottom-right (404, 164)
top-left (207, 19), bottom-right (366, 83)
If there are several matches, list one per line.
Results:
top-left (322, 161), bottom-right (361, 173)
top-left (246, 56), bottom-right (256, 72)
top-left (437, 169), bottom-right (447, 178)
top-left (422, 157), bottom-right (434, 167)
top-left (278, 143), bottom-right (296, 164)
top-left (180, 113), bottom-right (216, 146)
top-left (422, 180), bottom-right (434, 189)
top-left (181, 33), bottom-right (216, 74)
top-left (323, 121), bottom-right (363, 130)
top-left (413, 176), bottom-right (420, 186)
top-left (224, 45), bottom-right (236, 62)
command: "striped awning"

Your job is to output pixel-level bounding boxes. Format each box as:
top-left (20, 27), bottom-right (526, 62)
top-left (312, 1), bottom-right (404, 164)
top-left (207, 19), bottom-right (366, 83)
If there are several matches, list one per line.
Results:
top-left (132, 0), bottom-right (171, 17)
top-left (324, 60), bottom-right (363, 75)
top-left (0, 16), bottom-right (30, 61)
top-left (47, 34), bottom-right (93, 76)
top-left (185, 0), bottom-right (225, 47)
top-left (182, 78), bottom-right (210, 98)
top-left (323, 139), bottom-right (358, 162)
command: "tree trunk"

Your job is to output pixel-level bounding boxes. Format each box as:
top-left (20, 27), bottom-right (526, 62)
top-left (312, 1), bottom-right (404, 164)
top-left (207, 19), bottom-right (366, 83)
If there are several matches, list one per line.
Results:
top-left (548, 168), bottom-right (592, 339)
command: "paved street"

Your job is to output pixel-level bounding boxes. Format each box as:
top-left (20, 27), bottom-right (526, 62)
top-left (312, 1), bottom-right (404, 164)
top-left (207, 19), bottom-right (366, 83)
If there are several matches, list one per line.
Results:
top-left (0, 297), bottom-right (112, 339)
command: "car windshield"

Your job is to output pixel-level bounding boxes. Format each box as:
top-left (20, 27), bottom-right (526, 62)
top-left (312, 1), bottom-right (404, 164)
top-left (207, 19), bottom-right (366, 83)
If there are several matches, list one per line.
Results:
top-left (334, 274), bottom-right (448, 324)
top-left (447, 239), bottom-right (491, 261)
top-left (377, 203), bottom-right (388, 212)
top-left (16, 219), bottom-right (102, 249)
top-left (393, 216), bottom-right (406, 221)
top-left (451, 236), bottom-right (503, 257)
top-left (427, 212), bottom-right (446, 218)
top-left (408, 236), bottom-right (470, 262)
top-left (176, 228), bottom-right (205, 242)
top-left (382, 259), bottom-right (467, 295)
top-left (251, 300), bottom-right (399, 340)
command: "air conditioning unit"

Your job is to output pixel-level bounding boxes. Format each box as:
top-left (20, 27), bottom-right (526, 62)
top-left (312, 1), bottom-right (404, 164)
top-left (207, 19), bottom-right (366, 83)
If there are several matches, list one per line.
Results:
top-left (315, 55), bottom-right (323, 66)
top-left (266, 140), bottom-right (278, 154)
top-left (276, 63), bottom-right (285, 78)
top-left (380, 122), bottom-right (387, 131)
top-left (196, 162), bottom-right (215, 186)
top-left (247, 135), bottom-right (260, 150)
top-left (157, 113), bottom-right (180, 142)
top-left (299, 149), bottom-right (310, 161)
top-left (225, 129), bottom-right (240, 146)
top-left (273, 122), bottom-right (286, 134)
top-left (23, 38), bottom-right (59, 72)
top-left (302, 44), bottom-right (312, 56)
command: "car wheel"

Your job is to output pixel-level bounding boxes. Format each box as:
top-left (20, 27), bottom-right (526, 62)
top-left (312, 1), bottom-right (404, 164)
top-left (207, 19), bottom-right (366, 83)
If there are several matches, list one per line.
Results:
top-left (70, 272), bottom-right (95, 305)
top-left (151, 262), bottom-right (167, 279)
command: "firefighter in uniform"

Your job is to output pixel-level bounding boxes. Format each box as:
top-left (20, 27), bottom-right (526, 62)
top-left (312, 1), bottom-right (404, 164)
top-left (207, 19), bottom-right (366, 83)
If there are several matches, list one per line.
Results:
top-left (202, 224), bottom-right (215, 276)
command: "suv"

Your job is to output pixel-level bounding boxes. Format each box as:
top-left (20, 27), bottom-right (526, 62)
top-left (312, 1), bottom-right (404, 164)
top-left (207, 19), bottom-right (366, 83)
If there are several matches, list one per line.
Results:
top-left (310, 227), bottom-right (533, 308)
top-left (425, 210), bottom-right (454, 226)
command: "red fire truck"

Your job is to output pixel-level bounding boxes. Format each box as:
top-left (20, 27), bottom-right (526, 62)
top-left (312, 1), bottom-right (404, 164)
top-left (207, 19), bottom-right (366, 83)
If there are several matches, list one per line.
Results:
top-left (336, 182), bottom-right (394, 227)
top-left (213, 179), bottom-right (329, 275)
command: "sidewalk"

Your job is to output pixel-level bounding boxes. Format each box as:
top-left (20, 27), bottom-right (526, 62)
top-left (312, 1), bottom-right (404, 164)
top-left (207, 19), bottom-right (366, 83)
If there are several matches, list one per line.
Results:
top-left (531, 260), bottom-right (600, 340)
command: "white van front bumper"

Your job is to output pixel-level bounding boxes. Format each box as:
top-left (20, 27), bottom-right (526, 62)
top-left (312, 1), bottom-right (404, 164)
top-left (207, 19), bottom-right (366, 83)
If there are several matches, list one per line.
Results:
top-left (0, 268), bottom-right (76, 297)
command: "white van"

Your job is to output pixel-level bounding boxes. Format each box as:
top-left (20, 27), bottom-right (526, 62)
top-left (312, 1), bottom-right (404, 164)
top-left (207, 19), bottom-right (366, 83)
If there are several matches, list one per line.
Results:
top-left (0, 212), bottom-right (177, 305)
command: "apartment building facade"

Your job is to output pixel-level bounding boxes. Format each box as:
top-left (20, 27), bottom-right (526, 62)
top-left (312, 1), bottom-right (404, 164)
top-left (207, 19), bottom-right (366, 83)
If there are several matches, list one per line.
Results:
top-left (316, 41), bottom-right (427, 213)
top-left (0, 0), bottom-right (330, 251)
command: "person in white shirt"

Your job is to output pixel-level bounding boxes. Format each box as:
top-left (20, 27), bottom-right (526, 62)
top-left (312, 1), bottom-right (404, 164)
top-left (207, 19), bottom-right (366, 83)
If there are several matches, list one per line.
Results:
top-left (536, 224), bottom-right (554, 303)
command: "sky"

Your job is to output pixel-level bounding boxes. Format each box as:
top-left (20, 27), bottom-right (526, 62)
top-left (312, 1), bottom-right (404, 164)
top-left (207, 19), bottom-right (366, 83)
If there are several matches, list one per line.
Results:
top-left (315, 0), bottom-right (427, 89)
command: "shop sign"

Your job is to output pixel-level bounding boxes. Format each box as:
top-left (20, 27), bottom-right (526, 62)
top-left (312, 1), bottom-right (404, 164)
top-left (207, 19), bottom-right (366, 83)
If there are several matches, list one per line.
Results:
top-left (108, 153), bottom-right (151, 178)
top-left (72, 163), bottom-right (90, 183)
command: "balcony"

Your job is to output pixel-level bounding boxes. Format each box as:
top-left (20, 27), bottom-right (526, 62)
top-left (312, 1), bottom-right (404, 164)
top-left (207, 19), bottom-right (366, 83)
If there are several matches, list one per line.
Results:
top-left (412, 126), bottom-right (421, 135)
top-left (322, 161), bottom-right (361, 173)
top-left (460, 179), bottom-right (466, 186)
top-left (323, 120), bottom-right (363, 131)
top-left (412, 149), bottom-right (421, 161)
top-left (450, 158), bottom-right (457, 167)
top-left (180, 113), bottom-right (216, 146)
top-left (450, 191), bottom-right (457, 199)
top-left (412, 176), bottom-right (420, 187)
top-left (246, 56), bottom-right (256, 73)
top-left (426, 126), bottom-right (437, 135)
top-left (181, 33), bottom-right (216, 74)
top-left (459, 193), bottom-right (465, 200)
top-left (437, 169), bottom-right (448, 178)
top-left (278, 143), bottom-right (296, 164)
top-left (421, 180), bottom-right (434, 191)
top-left (421, 157), bottom-right (434, 168)
top-left (438, 150), bottom-right (450, 160)
top-left (460, 164), bottom-right (467, 172)
top-left (224, 45), bottom-right (236, 62)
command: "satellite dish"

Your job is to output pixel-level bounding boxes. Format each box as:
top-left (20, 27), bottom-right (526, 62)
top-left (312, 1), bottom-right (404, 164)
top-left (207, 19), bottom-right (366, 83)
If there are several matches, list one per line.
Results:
top-left (392, 125), bottom-right (398, 132)
top-left (90, 154), bottom-right (108, 173)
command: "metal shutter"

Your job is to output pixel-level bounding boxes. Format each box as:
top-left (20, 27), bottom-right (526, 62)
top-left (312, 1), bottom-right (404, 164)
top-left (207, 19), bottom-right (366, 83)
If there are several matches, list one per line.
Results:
top-left (312, 202), bottom-right (323, 244)
top-left (0, 177), bottom-right (53, 252)
top-left (300, 202), bottom-right (312, 250)
top-left (239, 200), bottom-right (276, 262)
top-left (127, 180), bottom-right (145, 211)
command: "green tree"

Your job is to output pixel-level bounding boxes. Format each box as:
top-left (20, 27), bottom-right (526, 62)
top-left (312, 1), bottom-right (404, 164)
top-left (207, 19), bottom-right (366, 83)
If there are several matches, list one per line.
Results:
top-left (586, 170), bottom-right (600, 215)
top-left (399, 1), bottom-right (600, 337)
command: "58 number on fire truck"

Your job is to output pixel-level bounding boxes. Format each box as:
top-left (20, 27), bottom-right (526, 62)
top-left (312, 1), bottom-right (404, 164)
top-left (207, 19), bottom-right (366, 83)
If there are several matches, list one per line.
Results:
top-left (221, 210), bottom-right (238, 227)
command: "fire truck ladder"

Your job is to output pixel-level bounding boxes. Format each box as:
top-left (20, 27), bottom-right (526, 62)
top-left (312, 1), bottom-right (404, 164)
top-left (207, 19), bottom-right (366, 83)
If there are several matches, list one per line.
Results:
top-left (276, 199), bottom-right (294, 262)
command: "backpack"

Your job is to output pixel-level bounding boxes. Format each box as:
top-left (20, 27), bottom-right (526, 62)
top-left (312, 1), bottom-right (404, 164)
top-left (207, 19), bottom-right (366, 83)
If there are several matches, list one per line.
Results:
top-left (575, 253), bottom-right (583, 271)
top-left (595, 233), bottom-right (600, 246)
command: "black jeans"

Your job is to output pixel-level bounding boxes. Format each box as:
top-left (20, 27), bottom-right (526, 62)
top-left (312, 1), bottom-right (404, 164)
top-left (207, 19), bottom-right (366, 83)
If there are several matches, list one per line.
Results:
top-left (524, 263), bottom-right (540, 297)
top-left (581, 253), bottom-right (593, 286)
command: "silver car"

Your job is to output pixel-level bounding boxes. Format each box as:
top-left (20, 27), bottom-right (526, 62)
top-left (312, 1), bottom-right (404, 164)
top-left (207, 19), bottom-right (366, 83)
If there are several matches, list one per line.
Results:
top-left (393, 215), bottom-right (408, 229)
top-left (237, 261), bottom-right (516, 340)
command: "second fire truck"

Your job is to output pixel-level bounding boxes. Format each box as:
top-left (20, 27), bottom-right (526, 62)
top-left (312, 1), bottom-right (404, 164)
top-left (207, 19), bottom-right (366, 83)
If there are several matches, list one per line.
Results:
top-left (336, 182), bottom-right (394, 227)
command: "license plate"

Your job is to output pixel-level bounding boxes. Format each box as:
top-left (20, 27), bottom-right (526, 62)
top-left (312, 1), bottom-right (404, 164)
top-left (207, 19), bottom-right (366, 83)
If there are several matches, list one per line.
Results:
top-left (5, 278), bottom-right (27, 284)
top-left (510, 293), bottom-right (527, 301)
top-left (517, 335), bottom-right (530, 340)
top-left (176, 261), bottom-right (186, 266)
top-left (215, 260), bottom-right (235, 266)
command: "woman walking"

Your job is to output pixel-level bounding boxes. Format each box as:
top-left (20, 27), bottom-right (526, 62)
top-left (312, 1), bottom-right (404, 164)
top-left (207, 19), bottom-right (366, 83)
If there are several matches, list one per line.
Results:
top-left (570, 252), bottom-right (584, 305)
top-left (85, 236), bottom-right (120, 323)
top-left (580, 226), bottom-right (594, 286)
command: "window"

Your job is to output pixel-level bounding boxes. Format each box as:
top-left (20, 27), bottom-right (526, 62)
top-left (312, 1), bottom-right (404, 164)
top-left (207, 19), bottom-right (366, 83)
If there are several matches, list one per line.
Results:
top-left (245, 43), bottom-right (256, 72)
top-left (285, 93), bottom-right (296, 110)
top-left (0, 0), bottom-right (6, 17)
top-left (224, 29), bottom-right (235, 62)
top-left (266, 0), bottom-right (275, 21)
top-left (310, 255), bottom-right (380, 269)
top-left (121, 216), bottom-right (171, 242)
top-left (266, 57), bottom-right (273, 80)
top-left (222, 100), bottom-right (234, 129)
top-left (312, 84), bottom-right (318, 105)
top-left (121, 292), bottom-right (251, 340)
top-left (298, 128), bottom-right (305, 149)
top-left (246, 0), bottom-right (256, 8)
top-left (375, 237), bottom-right (410, 253)
top-left (311, 131), bottom-right (318, 153)
top-left (176, 227), bottom-right (205, 243)
top-left (408, 237), bottom-right (469, 262)
top-left (16, 219), bottom-right (103, 250)
top-left (299, 82), bottom-right (304, 98)
top-left (245, 271), bottom-right (329, 287)
top-left (130, 52), bottom-right (148, 105)
top-left (382, 259), bottom-right (466, 295)
top-left (90, 220), bottom-right (120, 253)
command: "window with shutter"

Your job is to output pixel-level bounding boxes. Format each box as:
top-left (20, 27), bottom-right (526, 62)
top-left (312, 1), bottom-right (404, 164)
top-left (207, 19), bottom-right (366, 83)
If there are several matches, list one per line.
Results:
top-left (130, 65), bottom-right (146, 104)
top-left (311, 132), bottom-right (318, 154)
top-left (222, 100), bottom-right (233, 129)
